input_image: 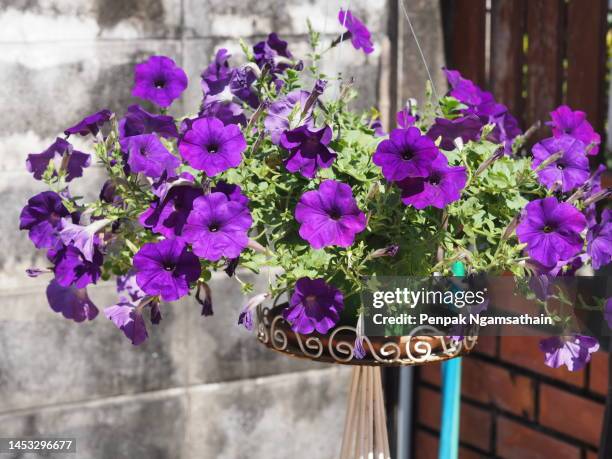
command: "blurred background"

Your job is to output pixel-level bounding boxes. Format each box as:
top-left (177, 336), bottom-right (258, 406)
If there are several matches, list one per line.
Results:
top-left (0, 0), bottom-right (610, 458)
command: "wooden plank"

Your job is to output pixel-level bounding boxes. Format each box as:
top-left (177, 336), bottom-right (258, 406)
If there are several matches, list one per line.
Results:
top-left (525, 0), bottom-right (564, 130)
top-left (566, 0), bottom-right (607, 145)
top-left (490, 0), bottom-right (526, 124)
top-left (447, 0), bottom-right (487, 86)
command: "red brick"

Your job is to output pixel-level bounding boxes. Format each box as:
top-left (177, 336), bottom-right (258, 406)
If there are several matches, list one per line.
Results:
top-left (419, 362), bottom-right (442, 386)
top-left (497, 417), bottom-right (581, 459)
top-left (589, 351), bottom-right (609, 396)
top-left (462, 357), bottom-right (536, 419)
top-left (539, 384), bottom-right (604, 446)
top-left (500, 336), bottom-right (585, 387)
top-left (586, 451), bottom-right (598, 459)
top-left (414, 430), bottom-right (438, 459)
top-left (413, 430), bottom-right (488, 459)
top-left (473, 334), bottom-right (497, 357)
top-left (417, 387), bottom-right (491, 451)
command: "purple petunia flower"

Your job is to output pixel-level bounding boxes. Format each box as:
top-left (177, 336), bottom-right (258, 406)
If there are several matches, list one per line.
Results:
top-left (132, 55), bottom-right (188, 108)
top-left (182, 192), bottom-right (253, 261)
top-left (179, 117), bottom-right (246, 176)
top-left (397, 153), bottom-right (467, 209)
top-left (19, 191), bottom-right (70, 250)
top-left (253, 33), bottom-right (292, 74)
top-left (587, 209), bottom-right (612, 270)
top-left (396, 107), bottom-right (416, 129)
top-left (283, 277), bottom-right (344, 334)
top-left (211, 181), bottom-right (249, 207)
top-left (26, 138), bottom-right (90, 182)
top-left (140, 185), bottom-right (204, 239)
top-left (443, 68), bottom-right (522, 147)
top-left (426, 116), bottom-right (483, 151)
top-left (59, 218), bottom-right (110, 262)
top-left (199, 100), bottom-right (247, 127)
top-left (549, 105), bottom-right (600, 156)
top-left (117, 271), bottom-right (146, 302)
top-left (373, 127), bottom-right (439, 181)
top-left (52, 244), bottom-right (103, 289)
top-left (531, 135), bottom-right (589, 193)
top-left (46, 280), bottom-right (98, 322)
top-left (229, 67), bottom-right (259, 108)
top-left (264, 90), bottom-right (312, 145)
top-left (539, 335), bottom-right (599, 372)
top-left (338, 9), bottom-right (374, 54)
top-left (120, 133), bottom-right (180, 179)
top-left (64, 109), bottom-right (112, 137)
top-left (238, 292), bottom-right (269, 331)
top-left (201, 48), bottom-right (233, 96)
top-left (516, 197), bottom-right (586, 268)
top-left (105, 302), bottom-right (148, 345)
top-left (369, 118), bottom-right (385, 137)
top-left (133, 239), bottom-right (201, 302)
top-left (119, 104), bottom-right (179, 139)
top-left (295, 180), bottom-right (366, 249)
top-left (280, 125), bottom-right (337, 178)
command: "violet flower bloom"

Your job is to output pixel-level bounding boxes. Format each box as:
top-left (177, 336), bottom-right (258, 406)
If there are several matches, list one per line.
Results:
top-left (516, 197), bottom-right (586, 268)
top-left (230, 67), bottom-right (259, 108)
top-left (539, 335), bottom-right (599, 372)
top-left (19, 191), bottom-right (70, 249)
top-left (531, 135), bottom-right (589, 193)
top-left (369, 118), bottom-right (385, 137)
top-left (264, 90), bottom-right (312, 145)
top-left (488, 112), bottom-right (522, 155)
top-left (120, 133), bottom-right (180, 179)
top-left (64, 109), bottom-right (112, 137)
top-left (238, 293), bottom-right (269, 331)
top-left (117, 271), bottom-right (146, 302)
top-left (549, 105), bottom-right (601, 156)
top-left (60, 218), bottom-right (110, 262)
top-left (105, 302), bottom-right (148, 345)
top-left (280, 125), bottom-right (337, 178)
top-left (211, 181), bottom-right (249, 207)
top-left (133, 239), bottom-right (201, 302)
top-left (26, 138), bottom-right (90, 182)
top-left (119, 104), bottom-right (179, 139)
top-left (283, 277), bottom-right (344, 334)
top-left (338, 9), bottom-right (374, 54)
top-left (52, 244), bottom-right (103, 289)
top-left (201, 48), bottom-right (233, 96)
top-left (179, 117), bottom-right (246, 176)
top-left (587, 209), bottom-right (612, 270)
top-left (132, 55), bottom-right (188, 108)
top-left (253, 33), bottom-right (292, 74)
top-left (396, 108), bottom-right (416, 128)
top-left (199, 100), bottom-right (246, 126)
top-left (140, 185), bottom-right (204, 239)
top-left (295, 180), bottom-right (366, 249)
top-left (373, 127), bottom-right (439, 181)
top-left (397, 153), bottom-right (467, 209)
top-left (182, 192), bottom-right (253, 261)
top-left (46, 280), bottom-right (98, 322)
top-left (426, 116), bottom-right (483, 151)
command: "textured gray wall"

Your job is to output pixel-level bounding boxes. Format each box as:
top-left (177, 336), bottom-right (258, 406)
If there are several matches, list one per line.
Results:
top-left (0, 1), bottom-right (445, 458)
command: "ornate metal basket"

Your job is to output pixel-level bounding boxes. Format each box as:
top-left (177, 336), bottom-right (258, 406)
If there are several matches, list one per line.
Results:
top-left (256, 305), bottom-right (478, 366)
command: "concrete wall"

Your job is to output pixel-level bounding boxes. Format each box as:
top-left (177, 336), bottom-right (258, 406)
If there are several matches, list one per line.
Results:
top-left (0, 1), bottom-right (445, 458)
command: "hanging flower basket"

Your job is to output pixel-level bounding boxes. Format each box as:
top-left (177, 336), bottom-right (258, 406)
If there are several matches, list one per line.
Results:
top-left (256, 304), bottom-right (478, 366)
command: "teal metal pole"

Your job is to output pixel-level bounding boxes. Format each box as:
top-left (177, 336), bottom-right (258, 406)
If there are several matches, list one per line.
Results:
top-left (438, 261), bottom-right (465, 459)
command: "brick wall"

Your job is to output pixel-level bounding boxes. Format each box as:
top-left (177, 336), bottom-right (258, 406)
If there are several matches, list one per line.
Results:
top-left (414, 335), bottom-right (609, 458)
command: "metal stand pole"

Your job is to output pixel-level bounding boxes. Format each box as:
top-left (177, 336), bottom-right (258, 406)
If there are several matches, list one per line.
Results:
top-left (397, 366), bottom-right (414, 458)
top-left (438, 261), bottom-right (465, 459)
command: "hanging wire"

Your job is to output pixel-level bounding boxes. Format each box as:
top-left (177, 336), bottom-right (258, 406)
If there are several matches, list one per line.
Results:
top-left (399, 0), bottom-right (440, 101)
